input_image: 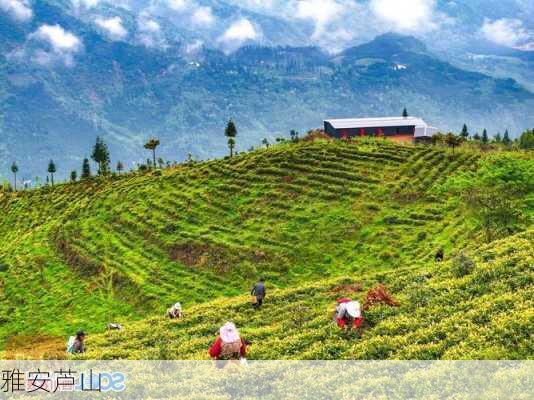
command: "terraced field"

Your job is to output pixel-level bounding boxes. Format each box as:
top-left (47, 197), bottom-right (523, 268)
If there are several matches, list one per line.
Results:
top-left (83, 230), bottom-right (533, 360)
top-left (0, 138), bottom-right (530, 359)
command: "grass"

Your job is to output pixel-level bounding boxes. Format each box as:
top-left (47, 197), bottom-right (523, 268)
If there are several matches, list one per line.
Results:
top-left (0, 138), bottom-right (530, 359)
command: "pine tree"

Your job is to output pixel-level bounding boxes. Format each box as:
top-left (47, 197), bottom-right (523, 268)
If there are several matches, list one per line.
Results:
top-left (91, 136), bottom-right (111, 175)
top-left (494, 132), bottom-right (502, 143)
top-left (10, 162), bottom-right (18, 191)
top-left (70, 170), bottom-right (77, 182)
top-left (82, 158), bottom-right (91, 179)
top-left (502, 129), bottom-right (511, 145)
top-left (144, 138), bottom-right (160, 168)
top-left (482, 129), bottom-right (489, 144)
top-left (402, 108), bottom-right (408, 118)
top-left (224, 119), bottom-right (238, 157)
top-left (262, 138), bottom-right (270, 148)
top-left (116, 161), bottom-right (124, 175)
top-left (47, 160), bottom-right (56, 186)
top-left (473, 132), bottom-right (481, 141)
top-left (460, 124), bottom-right (469, 139)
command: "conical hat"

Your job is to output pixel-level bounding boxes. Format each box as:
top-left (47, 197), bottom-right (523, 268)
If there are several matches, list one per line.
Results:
top-left (220, 322), bottom-right (240, 343)
top-left (345, 301), bottom-right (361, 318)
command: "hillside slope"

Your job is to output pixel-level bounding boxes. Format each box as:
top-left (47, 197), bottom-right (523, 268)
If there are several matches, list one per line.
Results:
top-left (81, 229), bottom-right (533, 360)
top-left (1, 139), bottom-right (532, 360)
top-left (0, 140), bottom-right (480, 352)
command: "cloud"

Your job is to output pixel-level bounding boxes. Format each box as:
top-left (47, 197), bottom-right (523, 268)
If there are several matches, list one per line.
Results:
top-left (95, 16), bottom-right (128, 40)
top-left (30, 24), bottom-right (82, 52)
top-left (370, 0), bottom-right (438, 32)
top-left (295, 0), bottom-right (345, 37)
top-left (192, 6), bottom-right (215, 26)
top-left (481, 18), bottom-right (533, 50)
top-left (184, 39), bottom-right (204, 54)
top-left (71, 0), bottom-right (100, 8)
top-left (137, 13), bottom-right (167, 48)
top-left (167, 0), bottom-right (187, 11)
top-left (219, 18), bottom-right (259, 51)
top-left (27, 24), bottom-right (83, 66)
top-left (0, 0), bottom-right (33, 22)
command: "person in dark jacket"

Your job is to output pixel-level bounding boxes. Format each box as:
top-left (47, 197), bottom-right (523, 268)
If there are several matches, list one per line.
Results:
top-left (435, 248), bottom-right (444, 262)
top-left (251, 279), bottom-right (266, 308)
top-left (72, 331), bottom-right (86, 354)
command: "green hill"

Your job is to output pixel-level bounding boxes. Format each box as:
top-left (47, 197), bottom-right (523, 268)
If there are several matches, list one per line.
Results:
top-left (0, 139), bottom-right (532, 359)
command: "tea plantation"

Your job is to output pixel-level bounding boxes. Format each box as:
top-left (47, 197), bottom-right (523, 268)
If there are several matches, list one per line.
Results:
top-left (0, 139), bottom-right (532, 359)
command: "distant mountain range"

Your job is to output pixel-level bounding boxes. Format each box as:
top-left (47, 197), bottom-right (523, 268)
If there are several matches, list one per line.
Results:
top-left (1, 0), bottom-right (533, 180)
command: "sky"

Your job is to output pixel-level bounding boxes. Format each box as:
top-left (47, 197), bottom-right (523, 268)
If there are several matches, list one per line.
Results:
top-left (1, 0), bottom-right (533, 60)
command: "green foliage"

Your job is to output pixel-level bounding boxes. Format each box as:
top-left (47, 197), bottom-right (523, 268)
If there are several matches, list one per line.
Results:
top-left (144, 138), bottom-right (161, 168)
top-left (80, 230), bottom-right (533, 360)
top-left (91, 137), bottom-right (111, 176)
top-left (451, 252), bottom-right (475, 277)
top-left (441, 153), bottom-right (534, 242)
top-left (225, 120), bottom-right (238, 157)
top-left (0, 140), bottom-right (530, 360)
top-left (47, 160), bottom-right (56, 186)
top-left (482, 129), bottom-right (489, 144)
top-left (518, 129), bottom-right (534, 150)
top-left (81, 158), bottom-right (91, 179)
top-left (460, 124), bottom-right (469, 139)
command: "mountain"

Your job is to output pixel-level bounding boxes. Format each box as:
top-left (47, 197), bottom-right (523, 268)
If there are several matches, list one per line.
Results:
top-left (0, 140), bottom-right (532, 359)
top-left (1, 2), bottom-right (534, 180)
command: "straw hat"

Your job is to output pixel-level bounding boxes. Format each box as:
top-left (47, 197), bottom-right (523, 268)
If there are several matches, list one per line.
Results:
top-left (220, 322), bottom-right (240, 342)
top-left (345, 301), bottom-right (361, 318)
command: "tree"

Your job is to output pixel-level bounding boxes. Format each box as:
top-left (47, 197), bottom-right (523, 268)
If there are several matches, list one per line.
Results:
top-left (10, 162), bottom-right (18, 191)
top-left (482, 129), bottom-right (489, 144)
top-left (224, 120), bottom-right (237, 157)
top-left (494, 132), bottom-right (502, 143)
top-left (70, 170), bottom-right (77, 182)
top-left (228, 137), bottom-right (236, 158)
top-left (431, 132), bottom-right (445, 145)
top-left (116, 161), bottom-right (124, 174)
top-left (47, 160), bottom-right (56, 186)
top-left (502, 129), bottom-right (511, 146)
top-left (441, 154), bottom-right (533, 243)
top-left (82, 158), bottom-right (91, 179)
top-left (144, 138), bottom-right (160, 168)
top-left (290, 130), bottom-right (299, 143)
top-left (518, 129), bottom-right (534, 150)
top-left (91, 136), bottom-right (110, 175)
top-left (402, 108), bottom-right (408, 118)
top-left (262, 138), bottom-right (270, 148)
top-left (460, 124), bottom-right (469, 139)
top-left (445, 132), bottom-right (461, 154)
top-left (473, 132), bottom-right (481, 141)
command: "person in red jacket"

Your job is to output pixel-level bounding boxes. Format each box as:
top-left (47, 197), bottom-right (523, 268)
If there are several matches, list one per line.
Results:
top-left (209, 322), bottom-right (247, 360)
top-left (334, 298), bottom-right (364, 329)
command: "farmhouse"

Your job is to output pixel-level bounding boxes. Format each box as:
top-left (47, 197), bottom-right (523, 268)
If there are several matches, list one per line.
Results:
top-left (324, 116), bottom-right (438, 143)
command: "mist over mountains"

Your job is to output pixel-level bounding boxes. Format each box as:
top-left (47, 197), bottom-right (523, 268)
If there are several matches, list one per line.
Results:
top-left (1, 0), bottom-right (533, 180)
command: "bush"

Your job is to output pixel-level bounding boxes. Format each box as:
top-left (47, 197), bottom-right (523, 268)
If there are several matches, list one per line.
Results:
top-left (451, 252), bottom-right (475, 277)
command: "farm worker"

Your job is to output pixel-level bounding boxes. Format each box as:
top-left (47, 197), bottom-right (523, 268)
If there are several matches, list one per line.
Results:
top-left (67, 331), bottom-right (86, 354)
top-left (167, 302), bottom-right (183, 319)
top-left (435, 248), bottom-right (444, 262)
top-left (251, 278), bottom-right (266, 308)
top-left (209, 322), bottom-right (248, 360)
top-left (334, 298), bottom-right (363, 329)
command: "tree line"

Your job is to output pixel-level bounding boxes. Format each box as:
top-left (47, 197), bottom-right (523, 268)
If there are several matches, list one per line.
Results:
top-left (4, 119), bottom-right (533, 192)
